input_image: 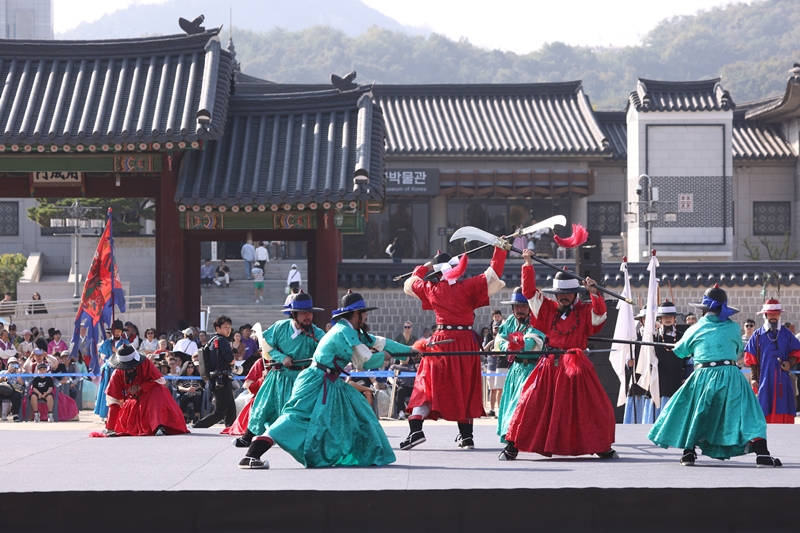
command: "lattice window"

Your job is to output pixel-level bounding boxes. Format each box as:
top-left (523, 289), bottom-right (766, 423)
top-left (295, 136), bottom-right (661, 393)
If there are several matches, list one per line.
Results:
top-left (587, 202), bottom-right (621, 236)
top-left (753, 202), bottom-right (791, 236)
top-left (0, 202), bottom-right (19, 236)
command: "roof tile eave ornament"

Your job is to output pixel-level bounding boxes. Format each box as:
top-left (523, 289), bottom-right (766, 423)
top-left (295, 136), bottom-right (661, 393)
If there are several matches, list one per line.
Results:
top-left (196, 34), bottom-right (221, 128)
top-left (575, 86), bottom-right (611, 154)
top-left (744, 68), bottom-right (800, 121)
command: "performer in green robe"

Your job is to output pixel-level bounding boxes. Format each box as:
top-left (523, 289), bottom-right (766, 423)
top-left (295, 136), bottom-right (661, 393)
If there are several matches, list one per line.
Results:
top-left (238, 291), bottom-right (415, 469)
top-left (232, 292), bottom-right (326, 448)
top-left (493, 287), bottom-right (545, 443)
top-left (647, 285), bottom-right (782, 467)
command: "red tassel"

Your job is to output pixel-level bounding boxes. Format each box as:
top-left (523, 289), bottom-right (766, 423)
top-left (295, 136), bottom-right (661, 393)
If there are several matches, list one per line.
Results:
top-left (507, 332), bottom-right (525, 352)
top-left (412, 338), bottom-right (432, 353)
top-left (442, 253), bottom-right (469, 282)
top-left (554, 224), bottom-right (588, 249)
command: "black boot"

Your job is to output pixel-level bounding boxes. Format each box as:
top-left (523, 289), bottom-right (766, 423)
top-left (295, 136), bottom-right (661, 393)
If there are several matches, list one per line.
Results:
top-left (456, 422), bottom-right (474, 449)
top-left (499, 442), bottom-right (518, 461)
top-left (680, 448), bottom-right (697, 466)
top-left (238, 436), bottom-right (273, 469)
top-left (400, 418), bottom-right (426, 450)
top-left (752, 439), bottom-right (782, 468)
top-left (232, 429), bottom-right (255, 448)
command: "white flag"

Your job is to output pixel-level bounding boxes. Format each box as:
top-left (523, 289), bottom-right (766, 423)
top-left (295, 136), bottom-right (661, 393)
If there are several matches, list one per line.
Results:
top-left (609, 261), bottom-right (636, 407)
top-left (636, 252), bottom-right (661, 407)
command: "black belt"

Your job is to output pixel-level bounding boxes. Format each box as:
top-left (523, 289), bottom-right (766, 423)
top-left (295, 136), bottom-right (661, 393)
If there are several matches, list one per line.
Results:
top-left (313, 362), bottom-right (338, 376)
top-left (695, 360), bottom-right (737, 369)
top-left (437, 325), bottom-right (472, 331)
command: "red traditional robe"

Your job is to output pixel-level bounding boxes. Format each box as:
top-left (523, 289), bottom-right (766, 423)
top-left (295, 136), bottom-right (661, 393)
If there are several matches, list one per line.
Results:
top-left (106, 358), bottom-right (188, 436)
top-left (404, 247), bottom-right (507, 421)
top-left (505, 264), bottom-right (616, 456)
top-left (221, 357), bottom-right (266, 435)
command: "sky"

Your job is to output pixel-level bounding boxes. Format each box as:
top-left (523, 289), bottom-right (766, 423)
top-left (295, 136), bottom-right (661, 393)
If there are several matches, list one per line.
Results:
top-left (55, 0), bottom-right (737, 54)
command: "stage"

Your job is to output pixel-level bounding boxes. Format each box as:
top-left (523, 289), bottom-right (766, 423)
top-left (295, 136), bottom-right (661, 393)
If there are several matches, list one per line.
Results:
top-left (1, 419), bottom-right (798, 532)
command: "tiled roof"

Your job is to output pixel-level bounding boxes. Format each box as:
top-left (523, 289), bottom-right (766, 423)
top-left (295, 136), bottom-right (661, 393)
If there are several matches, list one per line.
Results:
top-left (372, 82), bottom-right (612, 157)
top-left (732, 118), bottom-right (795, 160)
top-left (0, 30), bottom-right (233, 150)
top-left (628, 78), bottom-right (734, 113)
top-left (338, 261), bottom-right (800, 289)
top-left (175, 87), bottom-right (386, 207)
top-left (744, 68), bottom-right (800, 122)
top-left (595, 111), bottom-right (627, 160)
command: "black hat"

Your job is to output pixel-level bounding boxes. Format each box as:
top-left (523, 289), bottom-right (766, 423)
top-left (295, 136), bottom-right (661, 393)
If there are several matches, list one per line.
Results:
top-left (112, 319), bottom-right (124, 331)
top-left (432, 250), bottom-right (457, 273)
top-left (330, 290), bottom-right (378, 319)
top-left (501, 287), bottom-right (528, 305)
top-left (283, 291), bottom-right (325, 315)
top-left (690, 284), bottom-right (739, 315)
top-left (108, 344), bottom-right (144, 370)
top-left (656, 301), bottom-right (682, 317)
top-left (541, 270), bottom-right (587, 295)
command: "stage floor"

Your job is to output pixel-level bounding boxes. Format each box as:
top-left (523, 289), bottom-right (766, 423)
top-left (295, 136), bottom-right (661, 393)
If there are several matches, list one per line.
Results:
top-left (1, 419), bottom-right (799, 492)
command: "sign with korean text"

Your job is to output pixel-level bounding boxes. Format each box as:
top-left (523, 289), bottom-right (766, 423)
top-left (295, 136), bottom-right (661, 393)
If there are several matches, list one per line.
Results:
top-left (678, 194), bottom-right (694, 213)
top-left (385, 169), bottom-right (440, 195)
top-left (31, 171), bottom-right (83, 186)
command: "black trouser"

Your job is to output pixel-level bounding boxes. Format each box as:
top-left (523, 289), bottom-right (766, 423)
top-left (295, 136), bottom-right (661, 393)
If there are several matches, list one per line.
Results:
top-left (4, 390), bottom-right (22, 416)
top-left (193, 377), bottom-right (236, 428)
top-left (394, 386), bottom-right (413, 416)
top-left (179, 394), bottom-right (202, 419)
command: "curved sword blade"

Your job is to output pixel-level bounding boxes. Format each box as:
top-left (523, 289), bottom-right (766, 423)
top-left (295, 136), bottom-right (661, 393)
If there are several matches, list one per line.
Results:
top-left (450, 226), bottom-right (504, 247)
top-left (518, 215), bottom-right (566, 237)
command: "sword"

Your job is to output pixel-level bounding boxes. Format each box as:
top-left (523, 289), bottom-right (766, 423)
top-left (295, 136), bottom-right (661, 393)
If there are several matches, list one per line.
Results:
top-left (450, 226), bottom-right (635, 305)
top-left (392, 216), bottom-right (566, 282)
top-left (396, 348), bottom-right (613, 357)
top-left (589, 336), bottom-right (675, 348)
top-left (266, 357), bottom-right (313, 368)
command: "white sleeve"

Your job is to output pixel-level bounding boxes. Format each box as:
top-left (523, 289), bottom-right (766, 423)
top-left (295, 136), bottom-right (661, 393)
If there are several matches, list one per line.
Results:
top-left (484, 266), bottom-right (506, 296)
top-left (528, 290), bottom-right (545, 320)
top-left (351, 344), bottom-right (373, 371)
top-left (403, 276), bottom-right (422, 299)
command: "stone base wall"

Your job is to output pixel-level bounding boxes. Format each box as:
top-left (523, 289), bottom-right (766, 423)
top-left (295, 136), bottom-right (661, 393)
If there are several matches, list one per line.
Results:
top-left (342, 284), bottom-right (800, 338)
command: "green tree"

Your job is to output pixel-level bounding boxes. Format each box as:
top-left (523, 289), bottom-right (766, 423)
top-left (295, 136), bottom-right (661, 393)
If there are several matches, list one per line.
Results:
top-left (0, 254), bottom-right (27, 299)
top-left (27, 198), bottom-right (155, 235)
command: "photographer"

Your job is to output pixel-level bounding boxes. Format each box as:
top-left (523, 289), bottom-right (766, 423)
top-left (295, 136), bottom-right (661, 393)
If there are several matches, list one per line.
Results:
top-left (0, 357), bottom-right (24, 421)
top-left (193, 316), bottom-right (236, 428)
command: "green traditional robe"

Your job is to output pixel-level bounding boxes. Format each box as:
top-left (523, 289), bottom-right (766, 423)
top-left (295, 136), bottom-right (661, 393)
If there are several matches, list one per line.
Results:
top-left (247, 319), bottom-right (325, 436)
top-left (268, 320), bottom-right (412, 467)
top-left (494, 314), bottom-right (545, 441)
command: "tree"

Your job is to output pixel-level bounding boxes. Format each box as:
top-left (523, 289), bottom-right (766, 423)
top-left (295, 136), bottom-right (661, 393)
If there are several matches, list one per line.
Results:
top-left (26, 198), bottom-right (155, 235)
top-left (0, 254), bottom-right (27, 299)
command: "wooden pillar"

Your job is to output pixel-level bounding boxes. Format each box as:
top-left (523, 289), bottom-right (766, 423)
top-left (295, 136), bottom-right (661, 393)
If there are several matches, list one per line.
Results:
top-left (156, 152), bottom-right (185, 332)
top-left (184, 236), bottom-right (201, 327)
top-left (311, 210), bottom-right (341, 326)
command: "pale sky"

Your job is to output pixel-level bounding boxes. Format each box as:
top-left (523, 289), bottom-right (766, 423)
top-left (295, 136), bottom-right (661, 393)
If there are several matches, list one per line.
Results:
top-left (55, 0), bottom-right (736, 53)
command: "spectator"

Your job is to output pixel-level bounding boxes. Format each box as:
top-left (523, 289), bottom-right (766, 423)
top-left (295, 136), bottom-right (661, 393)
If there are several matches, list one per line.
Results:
top-left (394, 321), bottom-right (418, 348)
top-left (73, 354), bottom-right (97, 410)
top-left (240, 325), bottom-right (258, 373)
top-left (124, 322), bottom-right (141, 349)
top-left (201, 259), bottom-right (215, 288)
top-left (252, 264), bottom-right (265, 302)
top-left (387, 237), bottom-right (404, 264)
top-left (255, 241), bottom-right (270, 270)
top-left (284, 285), bottom-right (300, 305)
top-left (16, 329), bottom-right (35, 360)
top-left (167, 355), bottom-right (182, 376)
top-left (286, 264), bottom-right (302, 292)
top-left (216, 259), bottom-right (231, 288)
top-left (489, 309), bottom-right (503, 336)
top-left (157, 361), bottom-right (170, 376)
top-left (0, 356), bottom-right (24, 421)
top-left (7, 324), bottom-right (20, 347)
top-left (421, 327), bottom-right (432, 340)
top-left (198, 330), bottom-right (208, 346)
top-left (23, 348), bottom-right (57, 373)
top-left (193, 315), bottom-right (236, 428)
top-left (152, 339), bottom-right (169, 360)
top-left (140, 328), bottom-right (159, 355)
top-left (70, 322), bottom-right (95, 370)
top-left (173, 328), bottom-right (198, 363)
top-left (176, 362), bottom-right (203, 424)
top-left (47, 329), bottom-right (68, 356)
top-left (783, 322), bottom-right (796, 335)
top-left (29, 363), bottom-right (55, 422)
top-left (27, 292), bottom-right (47, 315)
top-left (0, 329), bottom-right (16, 368)
top-left (390, 352), bottom-right (419, 419)
top-left (241, 239), bottom-right (255, 280)
top-left (742, 319), bottom-right (756, 343)
top-left (484, 320), bottom-right (505, 417)
top-left (231, 331), bottom-right (246, 361)
top-left (31, 327), bottom-right (47, 352)
top-left (56, 351), bottom-right (81, 405)
top-left (0, 291), bottom-right (15, 318)
top-left (684, 313), bottom-right (697, 325)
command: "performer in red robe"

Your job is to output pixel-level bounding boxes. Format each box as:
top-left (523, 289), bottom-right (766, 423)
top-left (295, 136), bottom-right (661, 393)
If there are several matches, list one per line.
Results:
top-left (400, 246), bottom-right (507, 450)
top-left (103, 345), bottom-right (188, 437)
top-left (221, 357), bottom-right (266, 435)
top-left (501, 248), bottom-right (617, 460)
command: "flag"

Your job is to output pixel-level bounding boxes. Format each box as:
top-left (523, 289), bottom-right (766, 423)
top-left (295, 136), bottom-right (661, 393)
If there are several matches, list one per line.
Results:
top-left (69, 208), bottom-right (126, 373)
top-left (636, 251), bottom-right (661, 407)
top-left (609, 259), bottom-right (636, 407)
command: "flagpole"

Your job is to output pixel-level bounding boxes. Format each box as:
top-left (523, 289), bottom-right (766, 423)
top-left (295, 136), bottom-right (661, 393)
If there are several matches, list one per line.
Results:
top-left (108, 208), bottom-right (115, 324)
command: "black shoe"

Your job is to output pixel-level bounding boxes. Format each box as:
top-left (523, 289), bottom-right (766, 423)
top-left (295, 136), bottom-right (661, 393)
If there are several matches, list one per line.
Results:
top-left (399, 431), bottom-right (426, 450)
top-left (487, 410), bottom-right (496, 417)
top-left (238, 457), bottom-right (269, 469)
top-left (154, 426), bottom-right (166, 436)
top-left (232, 436), bottom-right (251, 448)
top-left (756, 455), bottom-right (782, 468)
top-left (680, 449), bottom-right (697, 466)
top-left (499, 445), bottom-right (518, 461)
top-left (597, 448), bottom-right (619, 459)
top-left (455, 434), bottom-right (474, 450)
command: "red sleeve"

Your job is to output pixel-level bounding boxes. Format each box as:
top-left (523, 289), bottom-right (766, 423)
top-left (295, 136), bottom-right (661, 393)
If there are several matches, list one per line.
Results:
top-left (137, 359), bottom-right (164, 394)
top-left (246, 358), bottom-right (264, 382)
top-left (589, 293), bottom-right (607, 335)
top-left (248, 377), bottom-right (263, 394)
top-left (743, 351), bottom-right (758, 367)
top-left (489, 246), bottom-right (507, 278)
top-left (462, 274), bottom-right (490, 310)
top-left (521, 264), bottom-right (536, 299)
top-left (411, 278), bottom-right (434, 311)
top-left (106, 369), bottom-right (124, 400)
top-left (412, 264), bottom-right (429, 279)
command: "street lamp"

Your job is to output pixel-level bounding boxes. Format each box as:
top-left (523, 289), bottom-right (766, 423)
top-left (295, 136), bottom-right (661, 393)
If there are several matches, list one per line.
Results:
top-left (49, 200), bottom-right (104, 298)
